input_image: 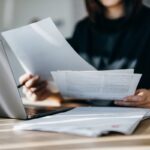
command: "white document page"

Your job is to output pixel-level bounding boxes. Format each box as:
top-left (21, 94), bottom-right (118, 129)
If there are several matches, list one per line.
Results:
top-left (78, 69), bottom-right (134, 74)
top-left (2, 18), bottom-right (95, 80)
top-left (14, 107), bottom-right (149, 137)
top-left (51, 71), bottom-right (142, 100)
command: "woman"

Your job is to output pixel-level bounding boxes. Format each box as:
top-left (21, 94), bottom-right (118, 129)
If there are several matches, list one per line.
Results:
top-left (20, 0), bottom-right (150, 108)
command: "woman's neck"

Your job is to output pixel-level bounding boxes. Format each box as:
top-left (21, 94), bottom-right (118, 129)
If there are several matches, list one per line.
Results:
top-left (105, 3), bottom-right (125, 19)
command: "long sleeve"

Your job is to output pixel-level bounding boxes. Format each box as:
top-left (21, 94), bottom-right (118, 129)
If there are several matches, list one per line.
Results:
top-left (136, 35), bottom-right (150, 88)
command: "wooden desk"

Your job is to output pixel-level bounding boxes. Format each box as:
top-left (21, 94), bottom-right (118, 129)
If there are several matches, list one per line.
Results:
top-left (0, 117), bottom-right (150, 150)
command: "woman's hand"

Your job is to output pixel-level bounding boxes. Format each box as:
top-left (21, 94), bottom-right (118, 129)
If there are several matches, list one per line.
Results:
top-left (115, 89), bottom-right (150, 108)
top-left (19, 74), bottom-right (51, 101)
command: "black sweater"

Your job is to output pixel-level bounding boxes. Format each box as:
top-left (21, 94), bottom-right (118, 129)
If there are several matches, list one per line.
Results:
top-left (69, 5), bottom-right (150, 89)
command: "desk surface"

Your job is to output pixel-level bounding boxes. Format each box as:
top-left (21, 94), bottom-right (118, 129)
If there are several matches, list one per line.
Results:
top-left (1, 116), bottom-right (150, 150)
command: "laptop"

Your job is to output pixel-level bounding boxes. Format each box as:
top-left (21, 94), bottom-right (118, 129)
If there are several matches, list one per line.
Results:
top-left (0, 41), bottom-right (71, 120)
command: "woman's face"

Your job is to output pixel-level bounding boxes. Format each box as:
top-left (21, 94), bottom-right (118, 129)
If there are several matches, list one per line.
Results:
top-left (99, 0), bottom-right (123, 8)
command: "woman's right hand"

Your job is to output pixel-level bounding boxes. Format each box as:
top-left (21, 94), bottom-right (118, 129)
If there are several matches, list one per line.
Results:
top-left (19, 74), bottom-right (51, 101)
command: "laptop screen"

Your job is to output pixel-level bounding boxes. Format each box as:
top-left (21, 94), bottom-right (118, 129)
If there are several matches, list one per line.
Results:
top-left (0, 40), bottom-right (27, 119)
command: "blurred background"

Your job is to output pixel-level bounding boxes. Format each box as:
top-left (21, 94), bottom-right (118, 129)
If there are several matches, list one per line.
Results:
top-left (0, 0), bottom-right (150, 84)
top-left (0, 0), bottom-right (148, 38)
top-left (0, 0), bottom-right (88, 38)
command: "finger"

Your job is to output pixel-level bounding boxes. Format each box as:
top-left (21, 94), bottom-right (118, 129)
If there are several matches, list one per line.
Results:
top-left (25, 75), bottom-right (40, 88)
top-left (139, 102), bottom-right (150, 108)
top-left (22, 86), bottom-right (27, 95)
top-left (22, 86), bottom-right (33, 97)
top-left (123, 95), bottom-right (144, 102)
top-left (136, 89), bottom-right (147, 94)
top-left (115, 98), bottom-right (147, 107)
top-left (136, 91), bottom-right (146, 97)
top-left (19, 74), bottom-right (33, 85)
top-left (117, 102), bottom-right (150, 108)
top-left (22, 86), bottom-right (47, 101)
top-left (23, 82), bottom-right (50, 101)
top-left (30, 81), bottom-right (48, 93)
top-left (33, 88), bottom-right (50, 101)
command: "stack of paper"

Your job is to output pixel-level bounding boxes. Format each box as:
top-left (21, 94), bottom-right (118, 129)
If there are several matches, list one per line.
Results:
top-left (51, 70), bottom-right (141, 100)
top-left (14, 107), bottom-right (150, 137)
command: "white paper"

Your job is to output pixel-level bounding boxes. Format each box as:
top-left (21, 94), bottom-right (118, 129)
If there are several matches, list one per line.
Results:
top-left (75, 69), bottom-right (134, 74)
top-left (51, 70), bottom-right (142, 100)
top-left (14, 107), bottom-right (149, 137)
top-left (2, 18), bottom-right (95, 81)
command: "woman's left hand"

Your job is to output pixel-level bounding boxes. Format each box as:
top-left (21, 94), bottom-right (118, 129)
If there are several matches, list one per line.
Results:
top-left (114, 89), bottom-right (150, 108)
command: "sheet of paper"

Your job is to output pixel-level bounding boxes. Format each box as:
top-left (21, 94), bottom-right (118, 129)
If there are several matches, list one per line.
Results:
top-left (51, 69), bottom-right (135, 98)
top-left (2, 18), bottom-right (95, 81)
top-left (51, 71), bottom-right (142, 100)
top-left (71, 69), bottom-right (134, 74)
top-left (14, 107), bottom-right (149, 137)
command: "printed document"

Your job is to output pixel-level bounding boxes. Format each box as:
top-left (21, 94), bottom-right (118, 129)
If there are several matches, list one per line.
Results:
top-left (51, 70), bottom-right (141, 100)
top-left (14, 107), bottom-right (150, 137)
top-left (2, 18), bottom-right (95, 80)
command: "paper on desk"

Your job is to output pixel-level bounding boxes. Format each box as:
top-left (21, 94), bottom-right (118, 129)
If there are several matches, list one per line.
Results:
top-left (51, 71), bottom-right (142, 100)
top-left (14, 107), bottom-right (149, 137)
top-left (2, 18), bottom-right (95, 80)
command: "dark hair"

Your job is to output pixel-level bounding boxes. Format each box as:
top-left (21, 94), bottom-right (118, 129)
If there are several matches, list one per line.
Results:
top-left (85, 0), bottom-right (143, 21)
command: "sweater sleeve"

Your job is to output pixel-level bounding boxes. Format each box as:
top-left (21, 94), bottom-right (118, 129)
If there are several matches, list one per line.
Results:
top-left (136, 35), bottom-right (150, 89)
top-left (68, 22), bottom-right (84, 53)
top-left (67, 17), bottom-right (90, 54)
